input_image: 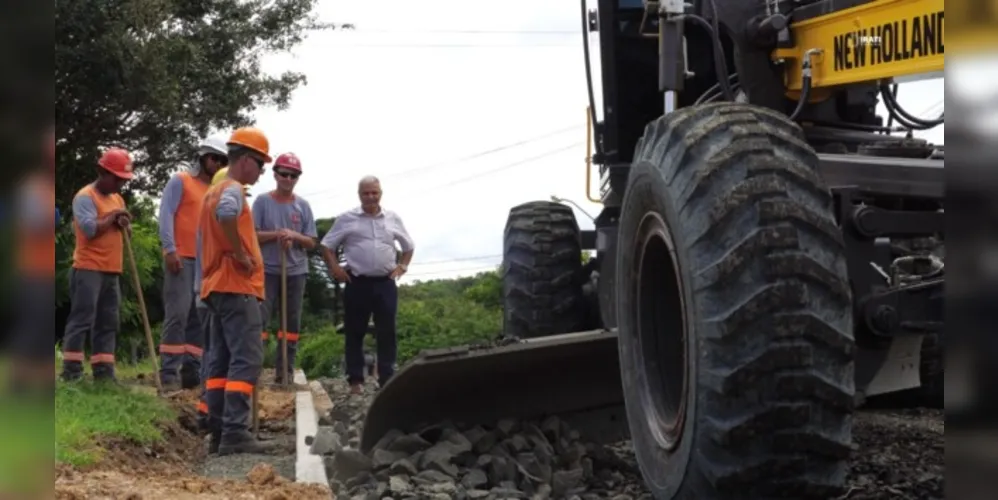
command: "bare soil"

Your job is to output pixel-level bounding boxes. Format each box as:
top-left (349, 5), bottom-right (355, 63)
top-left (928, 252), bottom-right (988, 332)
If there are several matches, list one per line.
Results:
top-left (55, 370), bottom-right (331, 500)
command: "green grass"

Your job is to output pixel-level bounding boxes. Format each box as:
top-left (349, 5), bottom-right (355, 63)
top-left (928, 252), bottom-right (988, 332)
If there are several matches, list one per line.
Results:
top-left (54, 378), bottom-right (175, 467)
top-left (0, 364), bottom-right (55, 495)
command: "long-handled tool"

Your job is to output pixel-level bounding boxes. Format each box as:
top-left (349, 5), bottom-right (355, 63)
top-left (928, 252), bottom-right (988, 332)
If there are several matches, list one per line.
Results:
top-left (252, 385), bottom-right (260, 437)
top-left (123, 229), bottom-right (163, 395)
top-left (280, 249), bottom-right (289, 389)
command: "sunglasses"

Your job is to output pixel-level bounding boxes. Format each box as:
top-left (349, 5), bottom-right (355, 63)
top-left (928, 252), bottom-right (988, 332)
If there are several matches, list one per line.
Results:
top-left (249, 156), bottom-right (265, 172)
top-left (209, 154), bottom-right (229, 166)
top-left (275, 170), bottom-right (300, 180)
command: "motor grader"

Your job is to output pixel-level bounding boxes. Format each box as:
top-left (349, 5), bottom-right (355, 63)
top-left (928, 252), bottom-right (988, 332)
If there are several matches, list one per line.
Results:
top-left (361, 0), bottom-right (944, 497)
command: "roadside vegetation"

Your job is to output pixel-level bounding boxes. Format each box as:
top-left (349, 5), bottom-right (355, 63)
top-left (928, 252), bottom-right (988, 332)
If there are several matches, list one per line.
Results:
top-left (55, 380), bottom-right (174, 467)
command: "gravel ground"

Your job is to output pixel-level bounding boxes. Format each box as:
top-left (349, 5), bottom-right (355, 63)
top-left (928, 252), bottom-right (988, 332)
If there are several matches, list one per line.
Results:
top-left (314, 377), bottom-right (943, 500)
top-left (198, 372), bottom-right (300, 481)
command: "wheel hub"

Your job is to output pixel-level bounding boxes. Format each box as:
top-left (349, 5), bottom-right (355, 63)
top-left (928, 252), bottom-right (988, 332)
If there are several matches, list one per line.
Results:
top-left (633, 211), bottom-right (689, 451)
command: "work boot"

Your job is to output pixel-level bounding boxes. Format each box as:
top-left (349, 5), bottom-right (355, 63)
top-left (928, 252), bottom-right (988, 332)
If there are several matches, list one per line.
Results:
top-left (179, 366), bottom-right (200, 390)
top-left (206, 431), bottom-right (221, 454)
top-left (217, 431), bottom-right (279, 456)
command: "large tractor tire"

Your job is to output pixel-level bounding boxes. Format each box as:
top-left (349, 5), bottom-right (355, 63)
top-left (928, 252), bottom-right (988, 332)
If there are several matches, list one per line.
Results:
top-left (615, 102), bottom-right (856, 499)
top-left (915, 333), bottom-right (943, 408)
top-left (502, 201), bottom-right (589, 338)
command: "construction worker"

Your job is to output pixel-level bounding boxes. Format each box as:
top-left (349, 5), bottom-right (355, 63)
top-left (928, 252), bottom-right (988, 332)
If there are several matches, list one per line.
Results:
top-left (199, 127), bottom-right (274, 455)
top-left (60, 147), bottom-right (134, 382)
top-left (11, 126), bottom-right (57, 394)
top-left (253, 152), bottom-right (317, 384)
top-left (157, 135), bottom-right (229, 391)
top-left (195, 167), bottom-right (251, 430)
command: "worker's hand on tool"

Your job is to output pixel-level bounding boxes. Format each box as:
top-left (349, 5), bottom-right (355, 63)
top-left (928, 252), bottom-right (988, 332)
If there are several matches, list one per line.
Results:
top-left (164, 251), bottom-right (183, 274)
top-left (232, 251), bottom-right (256, 275)
top-left (101, 209), bottom-right (129, 228)
top-left (115, 213), bottom-right (131, 229)
top-left (276, 228), bottom-right (294, 249)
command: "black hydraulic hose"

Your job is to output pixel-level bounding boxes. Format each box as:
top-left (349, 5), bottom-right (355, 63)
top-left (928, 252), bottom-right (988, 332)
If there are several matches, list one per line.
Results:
top-left (881, 92), bottom-right (936, 131)
top-left (680, 13), bottom-right (735, 102)
top-left (885, 83), bottom-right (899, 131)
top-left (879, 83), bottom-right (944, 128)
top-left (788, 55), bottom-right (813, 121)
top-left (580, 0), bottom-right (602, 158)
top-left (705, 0), bottom-right (734, 102)
top-left (695, 72), bottom-right (739, 105)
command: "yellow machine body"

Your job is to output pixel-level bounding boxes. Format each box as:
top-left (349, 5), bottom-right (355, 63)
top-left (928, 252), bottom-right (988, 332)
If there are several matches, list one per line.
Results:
top-left (773, 0), bottom-right (944, 91)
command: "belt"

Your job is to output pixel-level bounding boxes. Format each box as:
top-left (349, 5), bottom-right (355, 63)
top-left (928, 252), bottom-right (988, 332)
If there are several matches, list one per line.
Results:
top-left (347, 272), bottom-right (391, 281)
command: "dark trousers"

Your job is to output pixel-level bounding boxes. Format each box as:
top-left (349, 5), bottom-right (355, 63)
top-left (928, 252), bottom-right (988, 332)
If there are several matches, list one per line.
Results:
top-left (60, 269), bottom-right (120, 380)
top-left (195, 300), bottom-right (213, 429)
top-left (159, 258), bottom-right (203, 385)
top-left (343, 274), bottom-right (398, 386)
top-left (259, 273), bottom-right (306, 381)
top-left (203, 292), bottom-right (263, 439)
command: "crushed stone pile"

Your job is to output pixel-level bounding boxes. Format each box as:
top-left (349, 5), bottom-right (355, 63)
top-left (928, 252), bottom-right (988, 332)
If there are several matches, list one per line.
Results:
top-left (312, 378), bottom-right (649, 500)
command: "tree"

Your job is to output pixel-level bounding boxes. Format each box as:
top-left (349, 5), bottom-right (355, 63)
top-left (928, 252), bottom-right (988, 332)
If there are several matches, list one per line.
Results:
top-left (55, 0), bottom-right (322, 210)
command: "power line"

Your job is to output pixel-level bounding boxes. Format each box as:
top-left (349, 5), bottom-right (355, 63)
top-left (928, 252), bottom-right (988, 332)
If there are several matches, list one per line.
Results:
top-left (309, 23), bottom-right (578, 35)
top-left (425, 142), bottom-right (583, 191)
top-left (321, 43), bottom-right (576, 48)
top-left (412, 254), bottom-right (502, 266)
top-left (407, 264), bottom-right (499, 278)
top-left (347, 29), bottom-right (579, 35)
top-left (387, 126), bottom-right (579, 178)
top-left (295, 126), bottom-right (581, 198)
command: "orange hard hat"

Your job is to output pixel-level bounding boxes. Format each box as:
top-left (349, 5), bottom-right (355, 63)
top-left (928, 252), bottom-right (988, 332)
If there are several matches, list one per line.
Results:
top-left (98, 148), bottom-right (134, 179)
top-left (273, 152), bottom-right (302, 172)
top-left (226, 127), bottom-right (272, 163)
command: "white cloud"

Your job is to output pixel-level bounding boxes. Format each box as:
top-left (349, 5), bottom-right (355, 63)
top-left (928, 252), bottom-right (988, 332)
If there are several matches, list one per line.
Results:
top-left (243, 0), bottom-right (943, 284)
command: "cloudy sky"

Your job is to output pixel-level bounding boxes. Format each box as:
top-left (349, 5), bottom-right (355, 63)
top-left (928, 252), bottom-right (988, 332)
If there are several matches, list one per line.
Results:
top-left (246, 0), bottom-right (944, 284)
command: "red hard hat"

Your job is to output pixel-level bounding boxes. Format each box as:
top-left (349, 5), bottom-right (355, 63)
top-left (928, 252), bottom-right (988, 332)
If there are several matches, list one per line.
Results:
top-left (98, 147), bottom-right (134, 179)
top-left (273, 152), bottom-right (302, 172)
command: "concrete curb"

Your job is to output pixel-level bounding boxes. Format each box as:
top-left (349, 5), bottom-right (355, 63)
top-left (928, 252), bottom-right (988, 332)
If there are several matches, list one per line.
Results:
top-left (293, 369), bottom-right (329, 486)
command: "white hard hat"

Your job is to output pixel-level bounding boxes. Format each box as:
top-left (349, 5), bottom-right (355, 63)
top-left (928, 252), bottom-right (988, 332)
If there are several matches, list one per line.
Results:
top-left (196, 134), bottom-right (228, 158)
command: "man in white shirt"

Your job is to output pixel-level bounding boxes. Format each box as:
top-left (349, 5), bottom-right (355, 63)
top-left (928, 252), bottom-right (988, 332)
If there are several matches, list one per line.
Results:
top-left (320, 176), bottom-right (414, 394)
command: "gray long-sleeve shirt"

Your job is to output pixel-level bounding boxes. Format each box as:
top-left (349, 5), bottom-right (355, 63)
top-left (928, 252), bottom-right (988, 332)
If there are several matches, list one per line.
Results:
top-left (157, 164), bottom-right (197, 254)
top-left (72, 189), bottom-right (101, 239)
top-left (320, 206), bottom-right (414, 277)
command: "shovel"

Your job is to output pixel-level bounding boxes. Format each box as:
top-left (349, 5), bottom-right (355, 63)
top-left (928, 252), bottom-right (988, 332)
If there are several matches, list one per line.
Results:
top-left (123, 228), bottom-right (163, 395)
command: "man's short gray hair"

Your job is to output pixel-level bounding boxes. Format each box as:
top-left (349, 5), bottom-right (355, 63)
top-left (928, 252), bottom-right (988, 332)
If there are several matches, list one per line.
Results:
top-left (358, 175), bottom-right (380, 189)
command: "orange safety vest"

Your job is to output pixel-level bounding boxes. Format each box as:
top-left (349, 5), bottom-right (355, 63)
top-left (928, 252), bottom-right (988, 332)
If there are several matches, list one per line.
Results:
top-left (72, 183), bottom-right (126, 274)
top-left (18, 173), bottom-right (55, 277)
top-left (199, 179), bottom-right (265, 300)
top-left (172, 171), bottom-right (210, 259)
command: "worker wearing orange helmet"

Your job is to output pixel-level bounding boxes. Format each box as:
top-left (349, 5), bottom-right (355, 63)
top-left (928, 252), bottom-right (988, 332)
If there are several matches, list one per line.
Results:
top-left (59, 147), bottom-right (134, 383)
top-left (253, 152), bottom-right (317, 384)
top-left (10, 126), bottom-right (58, 393)
top-left (199, 127), bottom-right (275, 455)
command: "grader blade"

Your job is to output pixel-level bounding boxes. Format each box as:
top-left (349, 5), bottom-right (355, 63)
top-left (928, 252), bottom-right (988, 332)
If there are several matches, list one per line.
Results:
top-left (359, 329), bottom-right (627, 452)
